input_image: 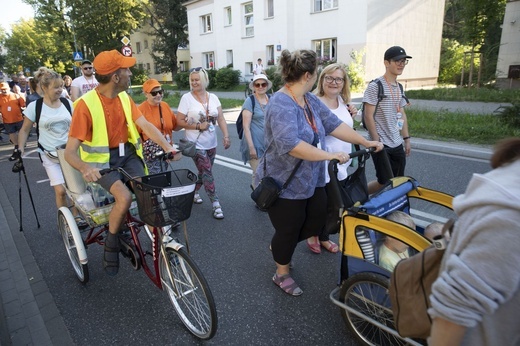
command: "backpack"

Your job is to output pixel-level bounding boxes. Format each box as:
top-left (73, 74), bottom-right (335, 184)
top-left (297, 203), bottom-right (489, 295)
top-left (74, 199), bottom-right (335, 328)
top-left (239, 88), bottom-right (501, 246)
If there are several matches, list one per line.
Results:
top-left (35, 97), bottom-right (72, 160)
top-left (361, 79), bottom-right (409, 130)
top-left (236, 94), bottom-right (255, 139)
top-left (388, 218), bottom-right (455, 339)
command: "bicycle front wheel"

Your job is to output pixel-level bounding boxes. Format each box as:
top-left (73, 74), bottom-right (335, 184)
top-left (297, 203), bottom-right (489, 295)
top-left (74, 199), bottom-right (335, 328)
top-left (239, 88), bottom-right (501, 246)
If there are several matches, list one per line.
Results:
top-left (57, 207), bottom-right (89, 284)
top-left (160, 247), bottom-right (217, 340)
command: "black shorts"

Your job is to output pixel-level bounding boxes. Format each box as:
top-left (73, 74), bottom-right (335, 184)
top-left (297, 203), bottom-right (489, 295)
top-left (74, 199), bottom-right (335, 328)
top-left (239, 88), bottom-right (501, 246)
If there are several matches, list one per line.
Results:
top-left (98, 143), bottom-right (145, 192)
top-left (371, 144), bottom-right (406, 185)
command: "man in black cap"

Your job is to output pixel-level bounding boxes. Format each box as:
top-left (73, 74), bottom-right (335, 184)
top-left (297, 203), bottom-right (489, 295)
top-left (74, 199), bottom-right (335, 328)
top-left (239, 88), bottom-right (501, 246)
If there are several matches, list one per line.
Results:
top-left (362, 46), bottom-right (412, 193)
top-left (70, 59), bottom-right (99, 101)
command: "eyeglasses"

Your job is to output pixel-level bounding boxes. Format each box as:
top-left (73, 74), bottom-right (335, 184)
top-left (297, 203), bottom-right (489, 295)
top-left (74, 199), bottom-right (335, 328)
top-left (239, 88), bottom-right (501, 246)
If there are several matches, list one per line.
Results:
top-left (392, 59), bottom-right (409, 66)
top-left (189, 67), bottom-right (203, 72)
top-left (254, 82), bottom-right (267, 88)
top-left (324, 76), bottom-right (345, 84)
top-left (83, 67), bottom-right (93, 70)
top-left (150, 89), bottom-right (164, 96)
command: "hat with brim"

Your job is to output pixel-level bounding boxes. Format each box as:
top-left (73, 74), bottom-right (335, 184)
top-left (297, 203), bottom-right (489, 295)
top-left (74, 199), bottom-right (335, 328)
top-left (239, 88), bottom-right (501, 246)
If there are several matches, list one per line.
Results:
top-left (249, 74), bottom-right (272, 91)
top-left (93, 50), bottom-right (136, 75)
top-left (142, 79), bottom-right (162, 93)
top-left (384, 46), bottom-right (412, 61)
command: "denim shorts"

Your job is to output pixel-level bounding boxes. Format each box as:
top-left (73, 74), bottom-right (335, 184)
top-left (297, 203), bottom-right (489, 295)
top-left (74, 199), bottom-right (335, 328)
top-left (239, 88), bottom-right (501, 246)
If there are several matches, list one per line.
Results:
top-left (4, 121), bottom-right (23, 134)
top-left (97, 143), bottom-right (145, 192)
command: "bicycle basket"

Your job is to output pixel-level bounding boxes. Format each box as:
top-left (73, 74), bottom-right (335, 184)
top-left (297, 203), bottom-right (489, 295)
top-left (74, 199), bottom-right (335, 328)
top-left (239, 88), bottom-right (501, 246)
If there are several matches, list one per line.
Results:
top-left (130, 169), bottom-right (197, 227)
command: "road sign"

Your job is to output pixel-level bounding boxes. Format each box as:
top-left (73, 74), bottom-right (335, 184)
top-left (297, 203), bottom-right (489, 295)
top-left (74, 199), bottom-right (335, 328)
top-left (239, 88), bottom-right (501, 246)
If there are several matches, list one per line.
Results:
top-left (73, 51), bottom-right (84, 61)
top-left (121, 46), bottom-right (132, 57)
top-left (121, 36), bottom-right (131, 46)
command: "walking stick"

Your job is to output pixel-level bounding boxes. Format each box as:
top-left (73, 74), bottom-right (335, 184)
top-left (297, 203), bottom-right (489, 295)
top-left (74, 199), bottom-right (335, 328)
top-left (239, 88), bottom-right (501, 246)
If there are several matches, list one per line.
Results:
top-left (12, 157), bottom-right (41, 231)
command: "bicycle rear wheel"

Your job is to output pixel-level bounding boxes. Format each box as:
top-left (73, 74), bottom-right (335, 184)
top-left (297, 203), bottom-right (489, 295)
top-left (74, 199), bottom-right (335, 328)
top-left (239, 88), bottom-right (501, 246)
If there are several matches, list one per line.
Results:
top-left (160, 247), bottom-right (217, 340)
top-left (57, 207), bottom-right (89, 284)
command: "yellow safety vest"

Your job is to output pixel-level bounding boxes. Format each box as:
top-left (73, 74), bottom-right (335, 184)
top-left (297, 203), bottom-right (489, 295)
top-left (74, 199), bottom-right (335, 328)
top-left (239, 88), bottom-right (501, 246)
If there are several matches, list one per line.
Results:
top-left (75, 90), bottom-right (145, 169)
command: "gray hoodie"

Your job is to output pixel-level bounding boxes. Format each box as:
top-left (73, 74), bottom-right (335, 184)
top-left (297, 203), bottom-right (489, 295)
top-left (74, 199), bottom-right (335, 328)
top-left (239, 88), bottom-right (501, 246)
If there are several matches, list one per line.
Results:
top-left (429, 159), bottom-right (520, 345)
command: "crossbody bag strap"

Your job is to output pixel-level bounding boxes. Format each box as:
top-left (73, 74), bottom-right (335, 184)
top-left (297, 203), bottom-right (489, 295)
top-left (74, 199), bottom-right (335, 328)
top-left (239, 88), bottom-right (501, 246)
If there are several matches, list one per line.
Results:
top-left (158, 103), bottom-right (165, 134)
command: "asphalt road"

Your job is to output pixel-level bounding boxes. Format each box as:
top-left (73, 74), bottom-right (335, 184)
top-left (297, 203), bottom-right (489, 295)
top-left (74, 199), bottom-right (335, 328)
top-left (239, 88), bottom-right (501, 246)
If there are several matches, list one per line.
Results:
top-left (0, 129), bottom-right (491, 345)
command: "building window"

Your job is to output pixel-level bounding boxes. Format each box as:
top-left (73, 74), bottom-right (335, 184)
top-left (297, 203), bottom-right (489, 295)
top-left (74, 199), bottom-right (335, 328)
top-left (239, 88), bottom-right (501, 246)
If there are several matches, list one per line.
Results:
top-left (138, 63), bottom-right (144, 70)
top-left (266, 0), bottom-right (274, 18)
top-left (313, 0), bottom-right (338, 12)
top-left (179, 61), bottom-right (187, 72)
top-left (226, 50), bottom-right (233, 67)
top-left (136, 42), bottom-right (142, 54)
top-left (146, 63), bottom-right (151, 72)
top-left (224, 6), bottom-right (232, 26)
top-left (266, 45), bottom-right (274, 65)
top-left (203, 52), bottom-right (215, 69)
top-left (201, 14), bottom-right (212, 34)
top-left (154, 64), bottom-right (161, 74)
top-left (245, 62), bottom-right (253, 76)
top-left (144, 40), bottom-right (148, 49)
top-left (313, 38), bottom-right (337, 64)
top-left (243, 2), bottom-right (254, 37)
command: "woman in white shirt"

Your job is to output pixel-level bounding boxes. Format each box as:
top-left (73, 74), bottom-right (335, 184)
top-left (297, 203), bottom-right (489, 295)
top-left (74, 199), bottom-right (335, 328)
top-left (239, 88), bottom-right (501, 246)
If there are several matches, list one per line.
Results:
top-left (176, 68), bottom-right (231, 219)
top-left (307, 63), bottom-right (358, 254)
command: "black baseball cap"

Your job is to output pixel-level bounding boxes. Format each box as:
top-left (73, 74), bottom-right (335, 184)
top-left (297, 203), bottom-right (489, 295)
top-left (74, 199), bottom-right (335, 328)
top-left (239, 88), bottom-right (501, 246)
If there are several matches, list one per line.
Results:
top-left (81, 60), bottom-right (92, 65)
top-left (384, 46), bottom-right (412, 61)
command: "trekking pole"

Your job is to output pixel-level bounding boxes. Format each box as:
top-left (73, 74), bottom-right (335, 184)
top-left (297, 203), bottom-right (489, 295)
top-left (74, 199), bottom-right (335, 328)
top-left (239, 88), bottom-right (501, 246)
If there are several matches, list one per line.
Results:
top-left (12, 157), bottom-right (41, 230)
top-left (18, 170), bottom-right (23, 232)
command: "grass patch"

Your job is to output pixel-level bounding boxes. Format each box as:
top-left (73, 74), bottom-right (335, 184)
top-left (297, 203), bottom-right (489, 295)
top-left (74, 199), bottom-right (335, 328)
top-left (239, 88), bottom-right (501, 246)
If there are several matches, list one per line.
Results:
top-left (406, 109), bottom-right (520, 145)
top-left (406, 87), bottom-right (519, 103)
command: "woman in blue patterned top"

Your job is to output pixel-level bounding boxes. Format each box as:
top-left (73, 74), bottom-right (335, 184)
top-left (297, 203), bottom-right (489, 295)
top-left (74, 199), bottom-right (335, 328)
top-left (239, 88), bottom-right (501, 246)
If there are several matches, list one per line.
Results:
top-left (258, 49), bottom-right (383, 296)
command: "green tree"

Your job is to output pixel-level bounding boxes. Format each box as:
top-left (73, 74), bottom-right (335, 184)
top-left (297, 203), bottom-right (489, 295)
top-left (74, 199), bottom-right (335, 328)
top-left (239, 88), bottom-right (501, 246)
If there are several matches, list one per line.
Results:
top-left (346, 49), bottom-right (366, 92)
top-left (141, 0), bottom-right (188, 77)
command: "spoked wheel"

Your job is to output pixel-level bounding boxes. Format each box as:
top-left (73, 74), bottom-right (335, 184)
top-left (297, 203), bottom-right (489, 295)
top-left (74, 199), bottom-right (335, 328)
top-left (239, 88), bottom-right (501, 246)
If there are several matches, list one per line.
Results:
top-left (160, 247), bottom-right (217, 340)
top-left (57, 207), bottom-right (89, 284)
top-left (340, 272), bottom-right (408, 346)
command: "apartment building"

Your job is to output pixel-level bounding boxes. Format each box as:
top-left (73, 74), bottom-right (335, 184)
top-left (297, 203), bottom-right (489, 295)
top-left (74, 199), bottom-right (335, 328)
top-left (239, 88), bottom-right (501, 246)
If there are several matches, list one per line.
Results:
top-left (130, 22), bottom-right (191, 83)
top-left (183, 0), bottom-right (445, 89)
top-left (496, 0), bottom-right (520, 89)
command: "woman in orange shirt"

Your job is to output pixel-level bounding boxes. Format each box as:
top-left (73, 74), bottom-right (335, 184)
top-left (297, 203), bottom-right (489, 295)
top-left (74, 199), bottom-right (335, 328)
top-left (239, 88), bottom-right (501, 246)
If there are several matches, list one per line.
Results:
top-left (137, 79), bottom-right (179, 173)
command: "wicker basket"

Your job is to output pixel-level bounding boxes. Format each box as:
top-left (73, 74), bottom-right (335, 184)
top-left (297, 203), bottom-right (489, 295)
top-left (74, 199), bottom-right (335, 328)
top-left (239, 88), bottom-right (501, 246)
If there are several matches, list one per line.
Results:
top-left (130, 169), bottom-right (197, 227)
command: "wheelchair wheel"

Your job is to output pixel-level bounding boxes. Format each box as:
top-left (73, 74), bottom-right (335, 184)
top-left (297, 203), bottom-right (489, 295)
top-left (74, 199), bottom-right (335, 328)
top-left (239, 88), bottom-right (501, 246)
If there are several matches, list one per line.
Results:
top-left (340, 272), bottom-right (406, 346)
top-left (57, 207), bottom-right (89, 284)
top-left (159, 246), bottom-right (217, 340)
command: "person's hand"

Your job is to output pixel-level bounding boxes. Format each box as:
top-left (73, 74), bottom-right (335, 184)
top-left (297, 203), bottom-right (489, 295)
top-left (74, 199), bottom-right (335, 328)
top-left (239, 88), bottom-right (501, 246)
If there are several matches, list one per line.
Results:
top-left (82, 167), bottom-right (101, 183)
top-left (198, 120), bottom-right (210, 131)
top-left (332, 152), bottom-right (350, 164)
top-left (169, 150), bottom-right (183, 161)
top-left (223, 136), bottom-right (231, 149)
top-left (249, 147), bottom-right (257, 160)
top-left (347, 104), bottom-right (358, 116)
top-left (367, 141), bottom-right (384, 153)
top-left (404, 139), bottom-right (411, 157)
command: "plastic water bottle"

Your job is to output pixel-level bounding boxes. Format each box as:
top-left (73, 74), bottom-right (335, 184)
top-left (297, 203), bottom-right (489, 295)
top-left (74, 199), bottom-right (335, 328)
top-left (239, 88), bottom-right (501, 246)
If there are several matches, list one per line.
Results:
top-left (87, 182), bottom-right (107, 208)
top-left (75, 193), bottom-right (95, 211)
top-left (354, 108), bottom-right (363, 122)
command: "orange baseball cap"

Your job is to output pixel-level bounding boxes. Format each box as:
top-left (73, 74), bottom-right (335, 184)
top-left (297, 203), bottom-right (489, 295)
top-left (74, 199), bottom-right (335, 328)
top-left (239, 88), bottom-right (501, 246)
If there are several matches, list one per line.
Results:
top-left (142, 79), bottom-right (161, 93)
top-left (93, 50), bottom-right (136, 75)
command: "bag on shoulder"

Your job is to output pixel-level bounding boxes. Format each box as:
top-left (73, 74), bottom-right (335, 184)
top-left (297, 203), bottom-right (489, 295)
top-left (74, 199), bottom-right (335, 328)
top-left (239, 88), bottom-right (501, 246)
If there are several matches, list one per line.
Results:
top-left (250, 176), bottom-right (281, 211)
top-left (361, 79), bottom-right (409, 130)
top-left (388, 218), bottom-right (455, 339)
top-left (236, 95), bottom-right (255, 139)
top-left (178, 138), bottom-right (197, 157)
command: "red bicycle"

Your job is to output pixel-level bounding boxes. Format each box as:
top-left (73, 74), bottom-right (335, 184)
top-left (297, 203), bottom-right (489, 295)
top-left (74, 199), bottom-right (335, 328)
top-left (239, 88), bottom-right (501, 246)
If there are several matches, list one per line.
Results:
top-left (56, 150), bottom-right (218, 340)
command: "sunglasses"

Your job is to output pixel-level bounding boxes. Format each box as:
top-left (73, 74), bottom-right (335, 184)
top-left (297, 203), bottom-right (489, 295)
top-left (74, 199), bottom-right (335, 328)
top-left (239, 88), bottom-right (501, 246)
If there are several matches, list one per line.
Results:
top-left (83, 67), bottom-right (93, 70)
top-left (150, 89), bottom-right (164, 96)
top-left (189, 67), bottom-right (203, 72)
top-left (254, 82), bottom-right (267, 88)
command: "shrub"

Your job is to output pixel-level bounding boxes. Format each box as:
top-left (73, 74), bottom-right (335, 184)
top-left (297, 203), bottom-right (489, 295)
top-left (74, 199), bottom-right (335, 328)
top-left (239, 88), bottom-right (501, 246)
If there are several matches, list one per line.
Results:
top-left (346, 49), bottom-right (366, 92)
top-left (130, 66), bottom-right (149, 86)
top-left (496, 104), bottom-right (520, 129)
top-left (215, 67), bottom-right (241, 89)
top-left (265, 66), bottom-right (283, 92)
top-left (173, 71), bottom-right (190, 89)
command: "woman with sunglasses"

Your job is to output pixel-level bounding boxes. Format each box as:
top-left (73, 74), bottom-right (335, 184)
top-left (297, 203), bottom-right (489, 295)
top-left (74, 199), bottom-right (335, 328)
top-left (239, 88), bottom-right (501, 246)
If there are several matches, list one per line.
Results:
top-left (305, 63), bottom-right (358, 254)
top-left (176, 68), bottom-right (231, 220)
top-left (240, 74), bottom-right (271, 189)
top-left (261, 50), bottom-right (383, 296)
top-left (137, 79), bottom-right (179, 174)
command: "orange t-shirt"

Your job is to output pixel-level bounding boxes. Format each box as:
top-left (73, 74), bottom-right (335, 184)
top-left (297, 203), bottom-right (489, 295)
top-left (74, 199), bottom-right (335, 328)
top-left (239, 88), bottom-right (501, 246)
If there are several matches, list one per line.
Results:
top-left (0, 93), bottom-right (25, 123)
top-left (137, 101), bottom-right (176, 142)
top-left (69, 92), bottom-right (143, 149)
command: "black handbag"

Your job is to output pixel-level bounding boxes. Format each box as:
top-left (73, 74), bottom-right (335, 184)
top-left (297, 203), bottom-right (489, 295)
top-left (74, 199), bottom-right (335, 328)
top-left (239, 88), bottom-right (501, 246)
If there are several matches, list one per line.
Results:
top-left (251, 158), bottom-right (302, 211)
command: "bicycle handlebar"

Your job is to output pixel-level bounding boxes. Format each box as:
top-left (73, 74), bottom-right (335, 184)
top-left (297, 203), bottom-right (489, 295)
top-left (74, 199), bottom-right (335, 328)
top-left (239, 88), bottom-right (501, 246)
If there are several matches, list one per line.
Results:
top-left (330, 146), bottom-right (375, 165)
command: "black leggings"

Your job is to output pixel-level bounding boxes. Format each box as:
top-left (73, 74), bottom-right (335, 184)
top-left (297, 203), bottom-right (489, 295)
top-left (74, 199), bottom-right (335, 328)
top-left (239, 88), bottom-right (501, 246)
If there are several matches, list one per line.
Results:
top-left (268, 187), bottom-right (327, 265)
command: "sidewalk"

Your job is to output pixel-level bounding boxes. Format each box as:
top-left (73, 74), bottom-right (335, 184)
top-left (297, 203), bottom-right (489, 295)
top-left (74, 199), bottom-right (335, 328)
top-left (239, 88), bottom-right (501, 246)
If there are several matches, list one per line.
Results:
top-left (0, 111), bottom-right (492, 346)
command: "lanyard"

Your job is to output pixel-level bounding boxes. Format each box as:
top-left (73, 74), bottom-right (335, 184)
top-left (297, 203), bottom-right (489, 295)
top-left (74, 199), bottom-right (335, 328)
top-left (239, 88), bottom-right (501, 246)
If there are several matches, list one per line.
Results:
top-left (285, 84), bottom-right (317, 133)
top-left (384, 77), bottom-right (400, 113)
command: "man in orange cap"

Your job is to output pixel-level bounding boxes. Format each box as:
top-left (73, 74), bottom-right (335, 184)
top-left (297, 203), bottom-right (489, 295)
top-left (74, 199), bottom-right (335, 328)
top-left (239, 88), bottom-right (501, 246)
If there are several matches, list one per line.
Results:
top-left (0, 81), bottom-right (26, 160)
top-left (64, 50), bottom-right (180, 276)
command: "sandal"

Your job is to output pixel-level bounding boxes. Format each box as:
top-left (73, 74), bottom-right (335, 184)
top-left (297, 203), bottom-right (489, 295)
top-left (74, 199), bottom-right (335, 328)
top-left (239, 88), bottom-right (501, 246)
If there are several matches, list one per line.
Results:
top-left (74, 216), bottom-right (89, 230)
top-left (306, 236), bottom-right (321, 254)
top-left (103, 243), bottom-right (120, 276)
top-left (213, 206), bottom-right (224, 219)
top-left (193, 193), bottom-right (203, 204)
top-left (320, 240), bottom-right (339, 253)
top-left (272, 273), bottom-right (303, 296)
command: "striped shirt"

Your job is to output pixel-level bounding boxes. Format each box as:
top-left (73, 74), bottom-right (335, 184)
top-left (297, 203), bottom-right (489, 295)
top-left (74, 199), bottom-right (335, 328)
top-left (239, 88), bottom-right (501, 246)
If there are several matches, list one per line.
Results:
top-left (362, 76), bottom-right (408, 148)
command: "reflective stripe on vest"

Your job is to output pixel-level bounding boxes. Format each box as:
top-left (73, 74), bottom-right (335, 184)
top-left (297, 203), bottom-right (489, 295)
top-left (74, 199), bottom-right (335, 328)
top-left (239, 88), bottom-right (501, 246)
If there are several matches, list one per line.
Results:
top-left (77, 90), bottom-right (145, 169)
